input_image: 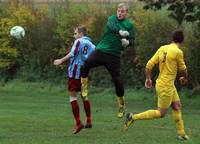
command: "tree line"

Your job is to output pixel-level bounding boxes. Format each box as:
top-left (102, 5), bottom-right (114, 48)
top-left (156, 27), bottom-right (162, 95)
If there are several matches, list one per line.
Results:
top-left (0, 0), bottom-right (199, 91)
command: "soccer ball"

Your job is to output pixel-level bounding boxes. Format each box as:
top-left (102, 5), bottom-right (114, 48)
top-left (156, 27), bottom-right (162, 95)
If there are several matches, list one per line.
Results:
top-left (10, 26), bottom-right (25, 39)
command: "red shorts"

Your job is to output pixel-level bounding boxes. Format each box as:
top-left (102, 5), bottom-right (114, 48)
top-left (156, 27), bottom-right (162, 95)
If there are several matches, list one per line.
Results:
top-left (68, 78), bottom-right (81, 92)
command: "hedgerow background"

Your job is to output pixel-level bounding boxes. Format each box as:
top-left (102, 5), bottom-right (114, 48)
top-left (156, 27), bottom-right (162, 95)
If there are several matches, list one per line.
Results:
top-left (0, 0), bottom-right (199, 91)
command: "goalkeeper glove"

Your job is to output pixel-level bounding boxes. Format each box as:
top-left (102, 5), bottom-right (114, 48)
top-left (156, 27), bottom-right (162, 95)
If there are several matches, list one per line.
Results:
top-left (119, 30), bottom-right (129, 37)
top-left (121, 38), bottom-right (129, 47)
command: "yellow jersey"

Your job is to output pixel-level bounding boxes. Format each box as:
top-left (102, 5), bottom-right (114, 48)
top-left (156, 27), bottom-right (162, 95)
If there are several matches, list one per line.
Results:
top-left (146, 43), bottom-right (186, 86)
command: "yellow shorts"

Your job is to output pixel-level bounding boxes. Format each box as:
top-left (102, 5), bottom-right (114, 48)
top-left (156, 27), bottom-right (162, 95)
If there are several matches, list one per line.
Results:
top-left (156, 83), bottom-right (180, 109)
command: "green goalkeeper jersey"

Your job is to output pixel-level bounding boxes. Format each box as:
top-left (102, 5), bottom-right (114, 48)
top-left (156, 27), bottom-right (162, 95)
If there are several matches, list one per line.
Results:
top-left (96, 15), bottom-right (135, 57)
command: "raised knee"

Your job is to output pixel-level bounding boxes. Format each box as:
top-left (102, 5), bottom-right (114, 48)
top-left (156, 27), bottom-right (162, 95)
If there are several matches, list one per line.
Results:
top-left (173, 106), bottom-right (180, 111)
top-left (160, 113), bottom-right (166, 118)
top-left (171, 102), bottom-right (181, 111)
top-left (81, 96), bottom-right (88, 101)
top-left (159, 110), bottom-right (167, 118)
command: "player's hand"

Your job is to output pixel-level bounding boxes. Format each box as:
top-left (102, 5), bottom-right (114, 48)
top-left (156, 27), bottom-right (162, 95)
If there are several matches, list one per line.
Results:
top-left (145, 79), bottom-right (152, 89)
top-left (179, 76), bottom-right (188, 85)
top-left (53, 59), bottom-right (62, 65)
top-left (121, 38), bottom-right (129, 47)
top-left (119, 30), bottom-right (129, 37)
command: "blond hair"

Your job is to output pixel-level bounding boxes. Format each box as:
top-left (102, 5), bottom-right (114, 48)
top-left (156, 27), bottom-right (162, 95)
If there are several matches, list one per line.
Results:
top-left (118, 3), bottom-right (129, 10)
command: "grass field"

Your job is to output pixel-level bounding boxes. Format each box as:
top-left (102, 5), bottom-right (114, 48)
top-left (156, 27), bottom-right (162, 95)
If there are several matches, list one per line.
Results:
top-left (0, 81), bottom-right (200, 144)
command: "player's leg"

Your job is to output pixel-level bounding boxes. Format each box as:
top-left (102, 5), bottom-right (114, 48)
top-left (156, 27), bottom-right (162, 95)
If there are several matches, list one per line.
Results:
top-left (69, 91), bottom-right (83, 134)
top-left (80, 50), bottom-right (103, 97)
top-left (171, 89), bottom-right (189, 140)
top-left (68, 78), bottom-right (83, 134)
top-left (124, 108), bottom-right (165, 130)
top-left (117, 96), bottom-right (125, 118)
top-left (81, 95), bottom-right (92, 128)
top-left (125, 83), bottom-right (171, 129)
top-left (133, 108), bottom-right (165, 120)
top-left (104, 55), bottom-right (125, 118)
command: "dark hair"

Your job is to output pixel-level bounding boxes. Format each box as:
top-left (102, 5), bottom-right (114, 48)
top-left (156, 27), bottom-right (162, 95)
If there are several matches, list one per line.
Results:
top-left (77, 25), bottom-right (87, 35)
top-left (172, 30), bottom-right (184, 43)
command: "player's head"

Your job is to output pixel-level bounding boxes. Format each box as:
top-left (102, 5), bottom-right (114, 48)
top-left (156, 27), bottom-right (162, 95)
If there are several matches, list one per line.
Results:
top-left (117, 3), bottom-right (128, 20)
top-left (73, 25), bottom-right (87, 39)
top-left (172, 29), bottom-right (184, 43)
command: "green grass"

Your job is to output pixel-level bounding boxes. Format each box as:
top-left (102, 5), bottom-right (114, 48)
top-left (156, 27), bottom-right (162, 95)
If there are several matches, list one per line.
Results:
top-left (0, 81), bottom-right (200, 144)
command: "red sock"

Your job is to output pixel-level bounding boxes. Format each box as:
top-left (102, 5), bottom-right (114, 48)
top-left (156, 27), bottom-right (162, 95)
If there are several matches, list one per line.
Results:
top-left (70, 100), bottom-right (81, 125)
top-left (83, 100), bottom-right (91, 123)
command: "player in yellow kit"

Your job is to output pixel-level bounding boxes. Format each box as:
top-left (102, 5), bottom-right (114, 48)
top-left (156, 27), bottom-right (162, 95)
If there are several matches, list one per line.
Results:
top-left (124, 30), bottom-right (189, 140)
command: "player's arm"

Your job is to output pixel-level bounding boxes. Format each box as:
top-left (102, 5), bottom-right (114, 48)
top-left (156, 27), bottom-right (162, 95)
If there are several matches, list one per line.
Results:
top-left (177, 50), bottom-right (188, 85)
top-left (53, 52), bottom-right (71, 65)
top-left (107, 17), bottom-right (120, 34)
top-left (107, 16), bottom-right (129, 37)
top-left (123, 26), bottom-right (136, 64)
top-left (145, 68), bottom-right (152, 89)
top-left (53, 40), bottom-right (80, 65)
top-left (179, 69), bottom-right (188, 85)
top-left (127, 20), bottom-right (135, 44)
top-left (180, 69), bottom-right (188, 79)
top-left (121, 21), bottom-right (135, 48)
top-left (128, 27), bottom-right (135, 48)
top-left (145, 49), bottom-right (160, 88)
top-left (124, 23), bottom-right (135, 50)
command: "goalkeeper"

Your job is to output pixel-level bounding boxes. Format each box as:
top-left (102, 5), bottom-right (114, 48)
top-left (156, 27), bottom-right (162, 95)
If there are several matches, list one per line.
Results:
top-left (125, 30), bottom-right (189, 140)
top-left (80, 3), bottom-right (135, 118)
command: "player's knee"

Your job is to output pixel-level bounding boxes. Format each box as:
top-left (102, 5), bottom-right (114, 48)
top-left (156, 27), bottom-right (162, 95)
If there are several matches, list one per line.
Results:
top-left (172, 105), bottom-right (180, 111)
top-left (69, 96), bottom-right (77, 102)
top-left (160, 112), bottom-right (166, 118)
top-left (159, 109), bottom-right (167, 118)
top-left (171, 102), bottom-right (181, 111)
top-left (81, 96), bottom-right (88, 101)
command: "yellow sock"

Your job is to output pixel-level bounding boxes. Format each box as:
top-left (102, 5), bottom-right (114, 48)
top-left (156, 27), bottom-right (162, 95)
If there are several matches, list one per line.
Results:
top-left (172, 110), bottom-right (186, 136)
top-left (81, 77), bottom-right (88, 84)
top-left (81, 77), bottom-right (88, 97)
top-left (117, 96), bottom-right (125, 108)
top-left (117, 96), bottom-right (125, 118)
top-left (133, 110), bottom-right (161, 120)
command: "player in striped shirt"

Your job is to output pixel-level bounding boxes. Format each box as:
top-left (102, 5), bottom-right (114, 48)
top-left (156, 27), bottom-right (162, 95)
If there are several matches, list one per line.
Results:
top-left (54, 26), bottom-right (95, 134)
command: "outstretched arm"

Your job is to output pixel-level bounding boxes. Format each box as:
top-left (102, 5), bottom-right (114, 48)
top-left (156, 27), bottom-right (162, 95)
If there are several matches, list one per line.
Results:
top-left (53, 52), bottom-right (71, 65)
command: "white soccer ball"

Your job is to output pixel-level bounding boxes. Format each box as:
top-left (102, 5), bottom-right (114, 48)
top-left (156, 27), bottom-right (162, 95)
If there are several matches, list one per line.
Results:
top-left (10, 26), bottom-right (25, 39)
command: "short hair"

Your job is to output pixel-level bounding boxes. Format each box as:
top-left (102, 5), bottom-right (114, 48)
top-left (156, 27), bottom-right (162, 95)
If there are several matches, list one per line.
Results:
top-left (172, 30), bottom-right (184, 43)
top-left (77, 25), bottom-right (87, 35)
top-left (118, 3), bottom-right (129, 10)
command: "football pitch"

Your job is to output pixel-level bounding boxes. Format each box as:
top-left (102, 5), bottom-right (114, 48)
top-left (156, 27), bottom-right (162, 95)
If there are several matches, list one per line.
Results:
top-left (0, 82), bottom-right (199, 144)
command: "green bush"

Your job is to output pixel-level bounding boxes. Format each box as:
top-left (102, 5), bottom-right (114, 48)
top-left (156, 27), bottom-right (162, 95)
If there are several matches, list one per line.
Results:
top-left (0, 1), bottom-right (199, 90)
top-left (183, 22), bottom-right (200, 89)
top-left (120, 9), bottom-right (177, 87)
